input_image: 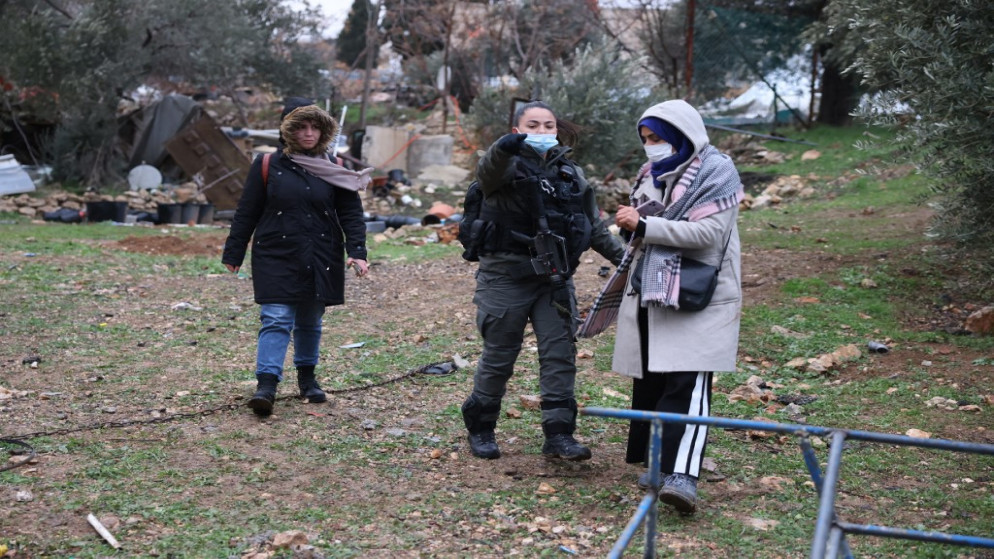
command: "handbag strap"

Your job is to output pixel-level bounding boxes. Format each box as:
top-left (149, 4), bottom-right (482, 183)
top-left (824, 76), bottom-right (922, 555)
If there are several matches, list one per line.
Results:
top-left (713, 226), bottom-right (733, 272)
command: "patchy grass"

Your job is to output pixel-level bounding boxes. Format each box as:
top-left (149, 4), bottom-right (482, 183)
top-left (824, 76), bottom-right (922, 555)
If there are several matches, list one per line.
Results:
top-left (2, 124), bottom-right (993, 558)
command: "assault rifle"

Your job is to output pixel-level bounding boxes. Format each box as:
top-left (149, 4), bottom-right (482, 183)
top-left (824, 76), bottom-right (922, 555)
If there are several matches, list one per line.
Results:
top-left (515, 178), bottom-right (575, 329)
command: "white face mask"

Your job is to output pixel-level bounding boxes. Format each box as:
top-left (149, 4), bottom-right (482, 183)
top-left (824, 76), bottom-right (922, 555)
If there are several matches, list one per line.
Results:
top-left (644, 142), bottom-right (675, 163)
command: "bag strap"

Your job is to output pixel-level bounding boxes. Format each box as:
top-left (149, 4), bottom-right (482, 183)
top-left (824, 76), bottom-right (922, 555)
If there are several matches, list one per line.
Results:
top-left (714, 226), bottom-right (733, 271)
top-left (261, 152), bottom-right (271, 190)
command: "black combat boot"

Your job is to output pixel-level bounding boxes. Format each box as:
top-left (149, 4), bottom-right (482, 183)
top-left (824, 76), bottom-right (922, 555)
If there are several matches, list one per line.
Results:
top-left (462, 395), bottom-right (501, 459)
top-left (541, 399), bottom-right (591, 461)
top-left (296, 365), bottom-right (327, 403)
top-left (542, 429), bottom-right (592, 461)
top-left (248, 373), bottom-right (279, 416)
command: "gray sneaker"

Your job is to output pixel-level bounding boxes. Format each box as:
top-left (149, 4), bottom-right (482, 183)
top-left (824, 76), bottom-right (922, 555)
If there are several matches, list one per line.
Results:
top-left (636, 471), bottom-right (661, 490)
top-left (658, 473), bottom-right (698, 514)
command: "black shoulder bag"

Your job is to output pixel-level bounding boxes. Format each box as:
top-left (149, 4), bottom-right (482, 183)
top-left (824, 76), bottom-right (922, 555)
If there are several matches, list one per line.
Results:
top-left (630, 228), bottom-right (732, 311)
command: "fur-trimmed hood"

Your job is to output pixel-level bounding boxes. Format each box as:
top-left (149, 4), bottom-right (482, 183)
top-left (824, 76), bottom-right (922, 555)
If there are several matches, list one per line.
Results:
top-left (279, 104), bottom-right (338, 156)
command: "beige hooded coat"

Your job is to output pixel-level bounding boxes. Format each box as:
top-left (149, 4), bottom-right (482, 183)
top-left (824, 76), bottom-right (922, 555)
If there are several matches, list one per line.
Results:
top-left (611, 100), bottom-right (742, 378)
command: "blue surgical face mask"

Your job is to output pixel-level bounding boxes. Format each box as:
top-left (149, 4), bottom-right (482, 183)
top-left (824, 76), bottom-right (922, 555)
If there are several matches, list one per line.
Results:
top-left (524, 134), bottom-right (559, 154)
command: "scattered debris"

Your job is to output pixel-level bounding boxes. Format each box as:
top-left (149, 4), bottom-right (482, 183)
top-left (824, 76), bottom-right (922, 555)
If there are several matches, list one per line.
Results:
top-left (782, 403), bottom-right (805, 422)
top-left (0, 386), bottom-right (30, 400)
top-left (867, 341), bottom-right (890, 354)
top-left (87, 513), bottom-right (121, 549)
top-left (926, 397), bottom-right (983, 413)
top-left (784, 344), bottom-right (862, 374)
top-left (746, 416), bottom-right (778, 439)
top-left (601, 387), bottom-right (626, 400)
top-left (776, 394), bottom-right (818, 406)
top-left (727, 375), bottom-right (775, 404)
top-left (421, 362), bottom-right (457, 375)
top-left (452, 354), bottom-right (471, 369)
top-left (745, 517), bottom-right (781, 531)
top-left (771, 325), bottom-right (808, 339)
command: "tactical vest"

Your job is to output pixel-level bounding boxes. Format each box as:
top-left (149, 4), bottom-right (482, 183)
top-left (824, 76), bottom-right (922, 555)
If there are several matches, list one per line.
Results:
top-left (462, 157), bottom-right (593, 275)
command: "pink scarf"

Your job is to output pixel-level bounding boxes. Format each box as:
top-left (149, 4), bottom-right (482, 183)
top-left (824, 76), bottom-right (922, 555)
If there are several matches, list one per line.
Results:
top-left (290, 154), bottom-right (371, 192)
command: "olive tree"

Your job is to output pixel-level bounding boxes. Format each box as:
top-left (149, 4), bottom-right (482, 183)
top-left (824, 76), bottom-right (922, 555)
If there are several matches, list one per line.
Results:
top-left (0, 0), bottom-right (327, 187)
top-left (821, 0), bottom-right (994, 247)
top-left (469, 42), bottom-right (656, 178)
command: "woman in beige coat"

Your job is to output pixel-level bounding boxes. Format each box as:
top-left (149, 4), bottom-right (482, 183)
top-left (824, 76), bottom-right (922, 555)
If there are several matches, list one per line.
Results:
top-left (613, 100), bottom-right (744, 514)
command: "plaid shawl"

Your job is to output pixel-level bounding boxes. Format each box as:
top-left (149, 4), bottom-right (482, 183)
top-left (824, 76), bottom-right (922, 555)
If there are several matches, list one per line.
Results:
top-left (578, 145), bottom-right (743, 338)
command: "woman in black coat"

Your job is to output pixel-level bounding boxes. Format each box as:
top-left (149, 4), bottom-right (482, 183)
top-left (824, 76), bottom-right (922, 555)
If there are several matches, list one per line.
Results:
top-left (222, 97), bottom-right (370, 416)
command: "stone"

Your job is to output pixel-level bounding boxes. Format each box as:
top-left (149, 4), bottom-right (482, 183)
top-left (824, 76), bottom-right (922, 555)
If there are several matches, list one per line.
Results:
top-left (964, 306), bottom-right (994, 335)
top-left (271, 530), bottom-right (308, 549)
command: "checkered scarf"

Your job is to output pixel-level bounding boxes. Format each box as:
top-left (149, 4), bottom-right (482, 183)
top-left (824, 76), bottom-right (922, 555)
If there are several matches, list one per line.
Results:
top-left (578, 145), bottom-right (743, 337)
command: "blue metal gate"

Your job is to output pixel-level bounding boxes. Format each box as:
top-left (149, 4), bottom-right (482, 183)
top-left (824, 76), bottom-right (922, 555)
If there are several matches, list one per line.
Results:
top-left (581, 407), bottom-right (994, 558)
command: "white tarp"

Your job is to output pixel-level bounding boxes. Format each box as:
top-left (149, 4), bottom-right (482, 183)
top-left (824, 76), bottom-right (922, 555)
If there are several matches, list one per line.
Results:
top-left (699, 54), bottom-right (816, 125)
top-left (0, 154), bottom-right (35, 196)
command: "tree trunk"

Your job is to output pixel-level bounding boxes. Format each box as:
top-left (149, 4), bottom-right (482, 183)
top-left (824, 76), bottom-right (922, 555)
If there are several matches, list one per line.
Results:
top-left (359, 0), bottom-right (377, 129)
top-left (817, 59), bottom-right (859, 126)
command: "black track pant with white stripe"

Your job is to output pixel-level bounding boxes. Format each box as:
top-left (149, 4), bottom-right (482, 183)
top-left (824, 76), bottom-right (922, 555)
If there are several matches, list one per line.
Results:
top-left (625, 308), bottom-right (713, 478)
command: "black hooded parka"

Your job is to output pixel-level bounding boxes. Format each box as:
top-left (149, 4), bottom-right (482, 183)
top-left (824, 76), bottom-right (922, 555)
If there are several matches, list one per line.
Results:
top-left (222, 100), bottom-right (366, 306)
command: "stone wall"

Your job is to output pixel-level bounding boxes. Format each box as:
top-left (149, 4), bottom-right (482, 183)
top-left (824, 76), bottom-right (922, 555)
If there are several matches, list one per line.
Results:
top-left (0, 184), bottom-right (210, 220)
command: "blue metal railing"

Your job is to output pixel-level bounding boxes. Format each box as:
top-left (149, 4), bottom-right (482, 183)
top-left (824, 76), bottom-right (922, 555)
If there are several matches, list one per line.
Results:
top-left (581, 407), bottom-right (994, 559)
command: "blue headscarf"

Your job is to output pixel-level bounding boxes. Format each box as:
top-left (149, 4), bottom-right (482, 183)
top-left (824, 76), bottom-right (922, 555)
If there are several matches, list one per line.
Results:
top-left (638, 117), bottom-right (694, 189)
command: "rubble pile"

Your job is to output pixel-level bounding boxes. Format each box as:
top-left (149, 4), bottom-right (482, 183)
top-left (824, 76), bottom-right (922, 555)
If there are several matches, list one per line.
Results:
top-left (742, 174), bottom-right (816, 210)
top-left (589, 177), bottom-right (634, 214)
top-left (715, 135), bottom-right (789, 166)
top-left (590, 172), bottom-right (810, 214)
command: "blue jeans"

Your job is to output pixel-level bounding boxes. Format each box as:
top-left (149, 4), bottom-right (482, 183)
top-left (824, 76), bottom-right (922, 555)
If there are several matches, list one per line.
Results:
top-left (256, 302), bottom-right (325, 381)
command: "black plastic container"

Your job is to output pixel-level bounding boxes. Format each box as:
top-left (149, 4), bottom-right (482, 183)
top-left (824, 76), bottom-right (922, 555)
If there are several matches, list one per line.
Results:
top-left (180, 203), bottom-right (199, 224)
top-left (156, 203), bottom-right (215, 224)
top-left (157, 203), bottom-right (183, 224)
top-left (85, 201), bottom-right (128, 223)
top-left (197, 203), bottom-right (214, 224)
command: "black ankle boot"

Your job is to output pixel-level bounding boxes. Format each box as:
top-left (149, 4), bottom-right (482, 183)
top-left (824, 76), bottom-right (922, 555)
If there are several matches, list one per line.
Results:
top-left (467, 430), bottom-right (501, 459)
top-left (296, 365), bottom-right (326, 403)
top-left (542, 433), bottom-right (592, 461)
top-left (248, 373), bottom-right (279, 416)
top-left (462, 395), bottom-right (501, 459)
top-left (541, 415), bottom-right (592, 461)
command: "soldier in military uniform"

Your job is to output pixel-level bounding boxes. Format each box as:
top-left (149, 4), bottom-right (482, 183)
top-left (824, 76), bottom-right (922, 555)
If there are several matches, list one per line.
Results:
top-left (460, 101), bottom-right (624, 460)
